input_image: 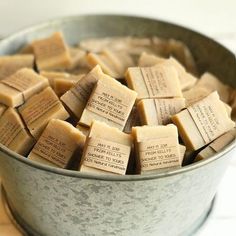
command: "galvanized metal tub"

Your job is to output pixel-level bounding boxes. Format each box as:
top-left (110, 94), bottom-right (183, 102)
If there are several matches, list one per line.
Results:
top-left (0, 15), bottom-right (235, 236)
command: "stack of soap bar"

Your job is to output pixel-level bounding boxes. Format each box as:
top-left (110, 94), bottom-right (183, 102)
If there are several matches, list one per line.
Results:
top-left (32, 32), bottom-right (72, 70)
top-left (132, 124), bottom-right (181, 173)
top-left (196, 72), bottom-right (232, 103)
top-left (60, 65), bottom-right (112, 119)
top-left (0, 108), bottom-right (35, 155)
top-left (195, 128), bottom-right (236, 162)
top-left (79, 121), bottom-right (133, 175)
top-left (87, 50), bottom-right (134, 79)
top-left (18, 87), bottom-right (69, 139)
top-left (125, 64), bottom-right (182, 100)
top-left (28, 119), bottom-right (86, 168)
top-left (0, 55), bottom-right (34, 80)
top-left (137, 98), bottom-right (185, 125)
top-left (0, 104), bottom-right (6, 117)
top-left (0, 68), bottom-right (49, 107)
top-left (172, 91), bottom-right (235, 150)
top-left (79, 77), bottom-right (137, 130)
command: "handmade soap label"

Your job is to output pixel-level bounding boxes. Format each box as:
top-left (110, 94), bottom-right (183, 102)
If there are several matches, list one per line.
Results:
top-left (140, 66), bottom-right (177, 98)
top-left (83, 137), bottom-right (131, 175)
top-left (31, 128), bottom-right (74, 168)
top-left (138, 136), bottom-right (180, 171)
top-left (20, 93), bottom-right (59, 125)
top-left (187, 92), bottom-right (230, 144)
top-left (154, 99), bottom-right (185, 125)
top-left (86, 82), bottom-right (130, 127)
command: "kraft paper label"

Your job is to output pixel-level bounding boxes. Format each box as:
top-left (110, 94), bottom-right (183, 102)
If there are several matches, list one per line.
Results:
top-left (83, 137), bottom-right (131, 175)
top-left (154, 99), bottom-right (185, 125)
top-left (86, 82), bottom-right (130, 127)
top-left (140, 66), bottom-right (176, 98)
top-left (138, 136), bottom-right (180, 171)
top-left (0, 111), bottom-right (22, 146)
top-left (20, 93), bottom-right (59, 125)
top-left (187, 92), bottom-right (230, 144)
top-left (32, 127), bottom-right (75, 168)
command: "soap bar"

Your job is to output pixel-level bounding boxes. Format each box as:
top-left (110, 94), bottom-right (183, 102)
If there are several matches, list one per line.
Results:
top-left (137, 98), bottom-right (185, 125)
top-left (79, 77), bottom-right (137, 130)
top-left (123, 106), bottom-right (140, 133)
top-left (179, 144), bottom-right (186, 164)
top-left (0, 55), bottom-right (34, 80)
top-left (172, 91), bottom-right (235, 150)
top-left (196, 72), bottom-right (232, 103)
top-left (18, 87), bottom-right (69, 139)
top-left (0, 108), bottom-right (35, 155)
top-left (60, 65), bottom-right (112, 119)
top-left (79, 121), bottom-right (133, 175)
top-left (76, 124), bottom-right (90, 136)
top-left (53, 74), bottom-right (84, 97)
top-left (28, 119), bottom-right (85, 168)
top-left (195, 128), bottom-right (236, 162)
top-left (0, 68), bottom-right (49, 107)
top-left (132, 124), bottom-right (181, 173)
top-left (32, 32), bottom-right (72, 70)
top-left (0, 104), bottom-right (7, 117)
top-left (68, 47), bottom-right (88, 70)
top-left (125, 64), bottom-right (182, 100)
top-left (138, 52), bottom-right (166, 67)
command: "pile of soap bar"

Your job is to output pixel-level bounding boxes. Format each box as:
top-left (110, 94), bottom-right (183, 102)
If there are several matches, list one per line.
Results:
top-left (0, 31), bottom-right (235, 175)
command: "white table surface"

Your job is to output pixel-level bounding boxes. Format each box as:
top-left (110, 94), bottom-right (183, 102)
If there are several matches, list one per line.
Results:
top-left (0, 1), bottom-right (235, 235)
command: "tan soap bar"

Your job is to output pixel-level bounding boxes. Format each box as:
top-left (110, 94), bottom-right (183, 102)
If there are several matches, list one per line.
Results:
top-left (125, 64), bottom-right (182, 100)
top-left (18, 87), bottom-right (69, 139)
top-left (195, 128), bottom-right (236, 162)
top-left (0, 68), bottom-right (49, 107)
top-left (123, 106), bottom-right (140, 133)
top-left (138, 52), bottom-right (166, 67)
top-left (79, 77), bottom-right (137, 130)
top-left (68, 47), bottom-right (88, 70)
top-left (172, 91), bottom-right (235, 150)
top-left (0, 108), bottom-right (35, 155)
top-left (79, 121), bottom-right (133, 175)
top-left (179, 144), bottom-right (186, 165)
top-left (0, 55), bottom-right (34, 80)
top-left (132, 124), bottom-right (181, 173)
top-left (60, 65), bottom-right (112, 119)
top-left (76, 124), bottom-right (90, 136)
top-left (32, 32), bottom-right (72, 70)
top-left (137, 98), bottom-right (185, 125)
top-left (196, 72), bottom-right (232, 103)
top-left (28, 119), bottom-right (86, 168)
top-left (0, 104), bottom-right (7, 117)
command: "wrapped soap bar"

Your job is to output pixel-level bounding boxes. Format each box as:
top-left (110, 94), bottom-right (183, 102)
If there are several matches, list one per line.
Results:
top-left (0, 104), bottom-right (6, 117)
top-left (172, 91), bottom-right (235, 150)
top-left (0, 108), bottom-right (35, 155)
top-left (28, 119), bottom-right (86, 168)
top-left (0, 68), bottom-right (49, 107)
top-left (196, 72), bottom-right (232, 103)
top-left (79, 121), bottom-right (133, 175)
top-left (0, 55), bottom-right (34, 80)
top-left (125, 64), bottom-right (182, 100)
top-left (195, 128), bottom-right (236, 162)
top-left (137, 98), bottom-right (185, 125)
top-left (32, 32), bottom-right (72, 70)
top-left (132, 124), bottom-right (181, 173)
top-left (18, 87), bottom-right (69, 139)
top-left (79, 77), bottom-right (137, 130)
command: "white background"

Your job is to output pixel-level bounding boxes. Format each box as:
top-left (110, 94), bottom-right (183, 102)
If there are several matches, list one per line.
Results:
top-left (0, 0), bottom-right (236, 235)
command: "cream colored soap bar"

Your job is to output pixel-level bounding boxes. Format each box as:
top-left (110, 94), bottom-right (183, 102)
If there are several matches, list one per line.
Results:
top-left (60, 65), bottom-right (112, 119)
top-left (79, 121), bottom-right (133, 175)
top-left (172, 91), bottom-right (235, 150)
top-left (79, 77), bottom-right (137, 130)
top-left (195, 128), bottom-right (236, 162)
top-left (179, 144), bottom-right (186, 165)
top-left (137, 98), bottom-right (185, 125)
top-left (32, 32), bottom-right (72, 70)
top-left (28, 119), bottom-right (86, 168)
top-left (123, 106), bottom-right (140, 133)
top-left (196, 72), bottom-right (232, 103)
top-left (18, 87), bottom-right (69, 139)
top-left (138, 52), bottom-right (166, 67)
top-left (0, 108), bottom-right (35, 155)
top-left (68, 47), bottom-right (87, 70)
top-left (76, 124), bottom-right (90, 136)
top-left (0, 68), bottom-right (49, 107)
top-left (0, 55), bottom-right (34, 80)
top-left (125, 64), bottom-right (182, 100)
top-left (0, 104), bottom-right (6, 117)
top-left (132, 124), bottom-right (181, 173)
